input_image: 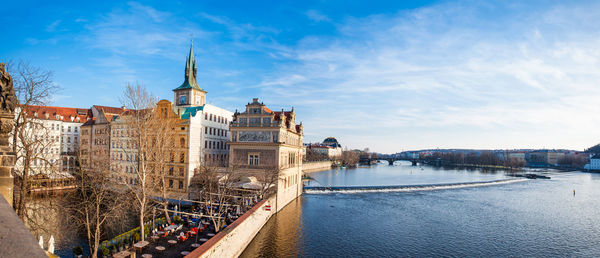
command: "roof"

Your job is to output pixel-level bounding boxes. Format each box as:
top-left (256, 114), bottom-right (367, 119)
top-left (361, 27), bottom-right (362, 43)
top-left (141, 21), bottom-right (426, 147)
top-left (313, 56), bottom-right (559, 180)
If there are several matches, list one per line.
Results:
top-left (23, 105), bottom-right (90, 122)
top-left (592, 154), bottom-right (600, 160)
top-left (181, 106), bottom-right (204, 119)
top-left (82, 117), bottom-right (96, 126)
top-left (92, 105), bottom-right (126, 115)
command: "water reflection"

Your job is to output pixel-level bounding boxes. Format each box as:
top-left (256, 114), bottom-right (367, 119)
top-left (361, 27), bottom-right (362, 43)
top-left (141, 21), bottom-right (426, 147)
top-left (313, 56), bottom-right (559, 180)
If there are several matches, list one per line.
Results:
top-left (240, 197), bottom-right (303, 258)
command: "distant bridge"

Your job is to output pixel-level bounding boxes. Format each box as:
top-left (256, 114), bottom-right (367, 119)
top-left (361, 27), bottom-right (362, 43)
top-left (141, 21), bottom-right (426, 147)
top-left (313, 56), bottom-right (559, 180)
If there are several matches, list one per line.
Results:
top-left (361, 155), bottom-right (421, 166)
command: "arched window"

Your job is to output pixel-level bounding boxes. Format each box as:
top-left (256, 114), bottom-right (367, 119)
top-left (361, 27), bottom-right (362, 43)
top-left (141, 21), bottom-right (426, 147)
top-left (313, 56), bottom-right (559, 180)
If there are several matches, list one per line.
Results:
top-left (180, 138), bottom-right (185, 147)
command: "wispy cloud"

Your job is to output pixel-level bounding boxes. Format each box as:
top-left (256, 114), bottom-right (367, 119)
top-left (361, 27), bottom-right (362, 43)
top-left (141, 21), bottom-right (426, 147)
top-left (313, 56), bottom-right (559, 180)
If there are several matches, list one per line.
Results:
top-left (255, 1), bottom-right (600, 151)
top-left (46, 20), bottom-right (61, 32)
top-left (306, 10), bottom-right (330, 23)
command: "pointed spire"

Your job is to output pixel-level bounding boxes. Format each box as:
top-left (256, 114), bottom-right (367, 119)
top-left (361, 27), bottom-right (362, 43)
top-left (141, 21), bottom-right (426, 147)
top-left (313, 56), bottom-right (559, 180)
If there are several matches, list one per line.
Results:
top-left (175, 38), bottom-right (203, 91)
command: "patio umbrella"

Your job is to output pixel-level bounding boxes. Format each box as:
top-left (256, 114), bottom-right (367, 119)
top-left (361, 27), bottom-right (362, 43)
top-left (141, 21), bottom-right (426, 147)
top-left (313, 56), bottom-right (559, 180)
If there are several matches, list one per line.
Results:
top-left (48, 235), bottom-right (55, 254)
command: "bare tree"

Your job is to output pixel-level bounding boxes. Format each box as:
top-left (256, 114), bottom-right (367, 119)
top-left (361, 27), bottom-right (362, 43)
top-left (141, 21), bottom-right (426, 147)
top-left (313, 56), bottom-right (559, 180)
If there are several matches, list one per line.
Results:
top-left (9, 61), bottom-right (60, 219)
top-left (65, 157), bottom-right (126, 258)
top-left (118, 82), bottom-right (158, 242)
top-left (190, 164), bottom-right (244, 232)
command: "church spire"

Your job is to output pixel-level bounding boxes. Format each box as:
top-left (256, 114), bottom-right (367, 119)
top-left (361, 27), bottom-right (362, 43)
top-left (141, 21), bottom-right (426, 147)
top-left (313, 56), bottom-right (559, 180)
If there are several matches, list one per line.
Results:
top-left (175, 39), bottom-right (202, 91)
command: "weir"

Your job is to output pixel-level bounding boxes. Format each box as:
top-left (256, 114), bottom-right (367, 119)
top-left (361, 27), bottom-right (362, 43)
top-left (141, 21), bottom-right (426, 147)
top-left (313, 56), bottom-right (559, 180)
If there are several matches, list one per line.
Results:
top-left (303, 178), bottom-right (528, 194)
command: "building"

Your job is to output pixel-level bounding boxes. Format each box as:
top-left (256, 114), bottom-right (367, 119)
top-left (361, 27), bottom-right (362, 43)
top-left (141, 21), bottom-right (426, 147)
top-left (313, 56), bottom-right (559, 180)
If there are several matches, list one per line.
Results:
top-left (167, 41), bottom-right (233, 194)
top-left (586, 154), bottom-right (600, 171)
top-left (80, 106), bottom-right (126, 172)
top-left (527, 150), bottom-right (565, 166)
top-left (229, 98), bottom-right (303, 211)
top-left (11, 105), bottom-right (90, 175)
top-left (102, 40), bottom-right (233, 196)
top-left (508, 152), bottom-right (526, 163)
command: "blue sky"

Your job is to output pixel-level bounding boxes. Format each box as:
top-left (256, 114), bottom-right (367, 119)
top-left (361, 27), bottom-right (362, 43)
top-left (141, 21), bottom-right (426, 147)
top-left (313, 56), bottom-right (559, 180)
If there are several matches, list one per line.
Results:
top-left (2, 0), bottom-right (600, 153)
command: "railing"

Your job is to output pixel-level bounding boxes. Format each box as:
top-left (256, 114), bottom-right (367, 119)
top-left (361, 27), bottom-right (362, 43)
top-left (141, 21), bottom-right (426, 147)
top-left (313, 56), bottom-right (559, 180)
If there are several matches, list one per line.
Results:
top-left (230, 122), bottom-right (280, 127)
top-left (28, 177), bottom-right (78, 194)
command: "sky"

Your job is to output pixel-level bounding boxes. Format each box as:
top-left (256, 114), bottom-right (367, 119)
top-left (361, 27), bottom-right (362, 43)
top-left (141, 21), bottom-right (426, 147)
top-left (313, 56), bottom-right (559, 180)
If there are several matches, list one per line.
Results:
top-left (2, 0), bottom-right (600, 153)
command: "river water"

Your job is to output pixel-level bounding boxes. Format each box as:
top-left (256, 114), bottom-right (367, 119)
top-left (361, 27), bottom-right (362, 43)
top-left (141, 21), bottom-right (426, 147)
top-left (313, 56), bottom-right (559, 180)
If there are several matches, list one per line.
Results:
top-left (241, 161), bottom-right (600, 257)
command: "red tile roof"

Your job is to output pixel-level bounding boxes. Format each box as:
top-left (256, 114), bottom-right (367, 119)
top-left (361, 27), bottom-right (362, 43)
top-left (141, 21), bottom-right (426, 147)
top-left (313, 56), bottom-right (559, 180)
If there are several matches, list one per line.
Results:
top-left (23, 105), bottom-right (91, 122)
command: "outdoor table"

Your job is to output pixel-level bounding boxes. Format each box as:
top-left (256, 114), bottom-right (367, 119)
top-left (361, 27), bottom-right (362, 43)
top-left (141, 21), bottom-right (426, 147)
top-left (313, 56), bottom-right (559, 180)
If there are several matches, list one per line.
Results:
top-left (134, 240), bottom-right (149, 252)
top-left (113, 251), bottom-right (131, 258)
top-left (207, 233), bottom-right (215, 237)
top-left (168, 240), bottom-right (177, 244)
top-left (199, 238), bottom-right (208, 242)
top-left (151, 235), bottom-right (159, 241)
top-left (165, 225), bottom-right (178, 232)
top-left (157, 231), bottom-right (164, 235)
top-left (181, 251), bottom-right (190, 255)
top-left (141, 254), bottom-right (152, 258)
top-left (191, 243), bottom-right (201, 248)
top-left (155, 246), bottom-right (165, 251)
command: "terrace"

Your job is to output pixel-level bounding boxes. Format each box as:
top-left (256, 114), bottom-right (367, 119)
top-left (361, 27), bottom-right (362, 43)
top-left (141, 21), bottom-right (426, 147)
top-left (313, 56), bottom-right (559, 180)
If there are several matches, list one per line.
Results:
top-left (102, 195), bottom-right (261, 258)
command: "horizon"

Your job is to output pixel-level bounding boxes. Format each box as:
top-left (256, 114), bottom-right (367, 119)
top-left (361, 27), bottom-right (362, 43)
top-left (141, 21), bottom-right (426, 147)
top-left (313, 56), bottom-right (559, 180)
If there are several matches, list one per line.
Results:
top-left (2, 0), bottom-right (600, 152)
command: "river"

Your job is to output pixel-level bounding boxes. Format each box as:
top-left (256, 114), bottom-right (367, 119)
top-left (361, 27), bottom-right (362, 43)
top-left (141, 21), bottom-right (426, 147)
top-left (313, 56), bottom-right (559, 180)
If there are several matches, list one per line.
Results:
top-left (241, 161), bottom-right (600, 257)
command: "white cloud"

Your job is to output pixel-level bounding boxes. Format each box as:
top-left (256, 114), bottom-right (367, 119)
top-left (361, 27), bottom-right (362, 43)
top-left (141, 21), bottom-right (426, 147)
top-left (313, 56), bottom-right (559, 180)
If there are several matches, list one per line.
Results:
top-left (257, 1), bottom-right (600, 152)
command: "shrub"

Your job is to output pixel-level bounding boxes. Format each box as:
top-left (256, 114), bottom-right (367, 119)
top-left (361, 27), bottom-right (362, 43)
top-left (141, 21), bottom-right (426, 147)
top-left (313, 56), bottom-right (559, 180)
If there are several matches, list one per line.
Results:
top-left (73, 246), bottom-right (83, 256)
top-left (102, 247), bottom-right (109, 256)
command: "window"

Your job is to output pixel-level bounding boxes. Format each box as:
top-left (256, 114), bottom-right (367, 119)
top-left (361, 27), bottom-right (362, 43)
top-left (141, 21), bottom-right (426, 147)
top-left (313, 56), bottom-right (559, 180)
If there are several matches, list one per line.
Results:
top-left (68, 126), bottom-right (71, 132)
top-left (169, 179), bottom-right (173, 188)
top-left (179, 95), bottom-right (187, 105)
top-left (180, 153), bottom-right (185, 163)
top-left (179, 167), bottom-right (184, 176)
top-left (178, 181), bottom-right (183, 189)
top-left (248, 154), bottom-right (260, 166)
top-left (180, 138), bottom-right (185, 147)
top-left (74, 127), bottom-right (78, 132)
top-left (168, 167), bottom-right (173, 176)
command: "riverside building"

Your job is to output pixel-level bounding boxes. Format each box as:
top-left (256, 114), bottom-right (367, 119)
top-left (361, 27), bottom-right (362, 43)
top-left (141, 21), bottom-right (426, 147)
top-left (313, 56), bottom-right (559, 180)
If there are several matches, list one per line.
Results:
top-left (11, 105), bottom-right (90, 175)
top-left (229, 98), bottom-right (303, 211)
top-left (104, 40), bottom-right (233, 196)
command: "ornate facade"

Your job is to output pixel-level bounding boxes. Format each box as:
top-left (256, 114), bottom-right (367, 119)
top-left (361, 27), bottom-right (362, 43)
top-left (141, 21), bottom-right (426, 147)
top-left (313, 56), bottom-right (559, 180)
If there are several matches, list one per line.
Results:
top-left (229, 98), bottom-right (303, 211)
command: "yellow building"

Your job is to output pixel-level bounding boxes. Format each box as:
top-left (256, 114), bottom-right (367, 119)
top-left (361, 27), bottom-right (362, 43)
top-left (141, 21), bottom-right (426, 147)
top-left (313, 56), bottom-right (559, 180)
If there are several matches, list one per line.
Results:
top-left (229, 98), bottom-right (303, 211)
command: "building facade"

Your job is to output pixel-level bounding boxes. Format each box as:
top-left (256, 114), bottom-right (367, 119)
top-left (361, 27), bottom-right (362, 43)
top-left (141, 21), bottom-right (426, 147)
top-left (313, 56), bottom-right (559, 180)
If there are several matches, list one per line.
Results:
top-left (11, 106), bottom-right (90, 176)
top-left (80, 106), bottom-right (125, 172)
top-left (229, 98), bottom-right (303, 211)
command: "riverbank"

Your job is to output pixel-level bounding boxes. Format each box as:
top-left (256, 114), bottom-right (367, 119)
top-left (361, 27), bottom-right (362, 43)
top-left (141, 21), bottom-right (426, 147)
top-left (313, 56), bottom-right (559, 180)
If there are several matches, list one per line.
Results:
top-left (302, 161), bottom-right (333, 174)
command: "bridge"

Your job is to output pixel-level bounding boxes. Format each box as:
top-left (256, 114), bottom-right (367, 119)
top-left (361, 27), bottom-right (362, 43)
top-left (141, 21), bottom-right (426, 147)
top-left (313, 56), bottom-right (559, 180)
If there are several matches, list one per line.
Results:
top-left (360, 155), bottom-right (421, 166)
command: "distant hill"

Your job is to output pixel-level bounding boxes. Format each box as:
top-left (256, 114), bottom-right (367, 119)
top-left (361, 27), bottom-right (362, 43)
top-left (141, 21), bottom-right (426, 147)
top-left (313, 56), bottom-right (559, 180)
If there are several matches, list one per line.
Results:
top-left (585, 144), bottom-right (600, 154)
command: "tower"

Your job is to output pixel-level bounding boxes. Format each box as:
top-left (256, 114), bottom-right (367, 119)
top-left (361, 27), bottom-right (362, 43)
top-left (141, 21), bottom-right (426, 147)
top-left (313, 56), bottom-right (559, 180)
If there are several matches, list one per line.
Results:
top-left (173, 39), bottom-right (207, 107)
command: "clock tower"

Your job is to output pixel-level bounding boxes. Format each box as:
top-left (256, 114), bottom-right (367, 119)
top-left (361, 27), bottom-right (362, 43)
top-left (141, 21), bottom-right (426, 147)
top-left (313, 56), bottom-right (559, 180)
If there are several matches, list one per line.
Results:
top-left (173, 39), bottom-right (207, 107)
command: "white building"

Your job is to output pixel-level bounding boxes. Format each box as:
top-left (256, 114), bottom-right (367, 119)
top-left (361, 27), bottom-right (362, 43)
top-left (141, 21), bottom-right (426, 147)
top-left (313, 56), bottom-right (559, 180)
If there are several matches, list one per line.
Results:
top-left (586, 154), bottom-right (600, 171)
top-left (12, 105), bottom-right (89, 176)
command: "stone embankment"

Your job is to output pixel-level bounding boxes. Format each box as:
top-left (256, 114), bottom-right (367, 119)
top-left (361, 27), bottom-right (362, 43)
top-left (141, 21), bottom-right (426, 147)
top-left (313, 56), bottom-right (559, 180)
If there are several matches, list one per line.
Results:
top-left (185, 196), bottom-right (276, 258)
top-left (302, 161), bottom-right (333, 173)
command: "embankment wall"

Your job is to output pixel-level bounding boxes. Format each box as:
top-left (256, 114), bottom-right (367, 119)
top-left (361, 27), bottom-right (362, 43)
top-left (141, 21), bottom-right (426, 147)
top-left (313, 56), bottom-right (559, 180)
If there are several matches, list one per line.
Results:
top-left (302, 160), bottom-right (333, 173)
top-left (185, 196), bottom-right (276, 258)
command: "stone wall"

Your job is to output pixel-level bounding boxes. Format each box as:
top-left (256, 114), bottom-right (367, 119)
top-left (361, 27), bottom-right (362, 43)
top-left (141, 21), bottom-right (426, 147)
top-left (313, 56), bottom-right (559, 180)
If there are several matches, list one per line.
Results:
top-left (185, 196), bottom-right (276, 258)
top-left (303, 160), bottom-right (333, 173)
